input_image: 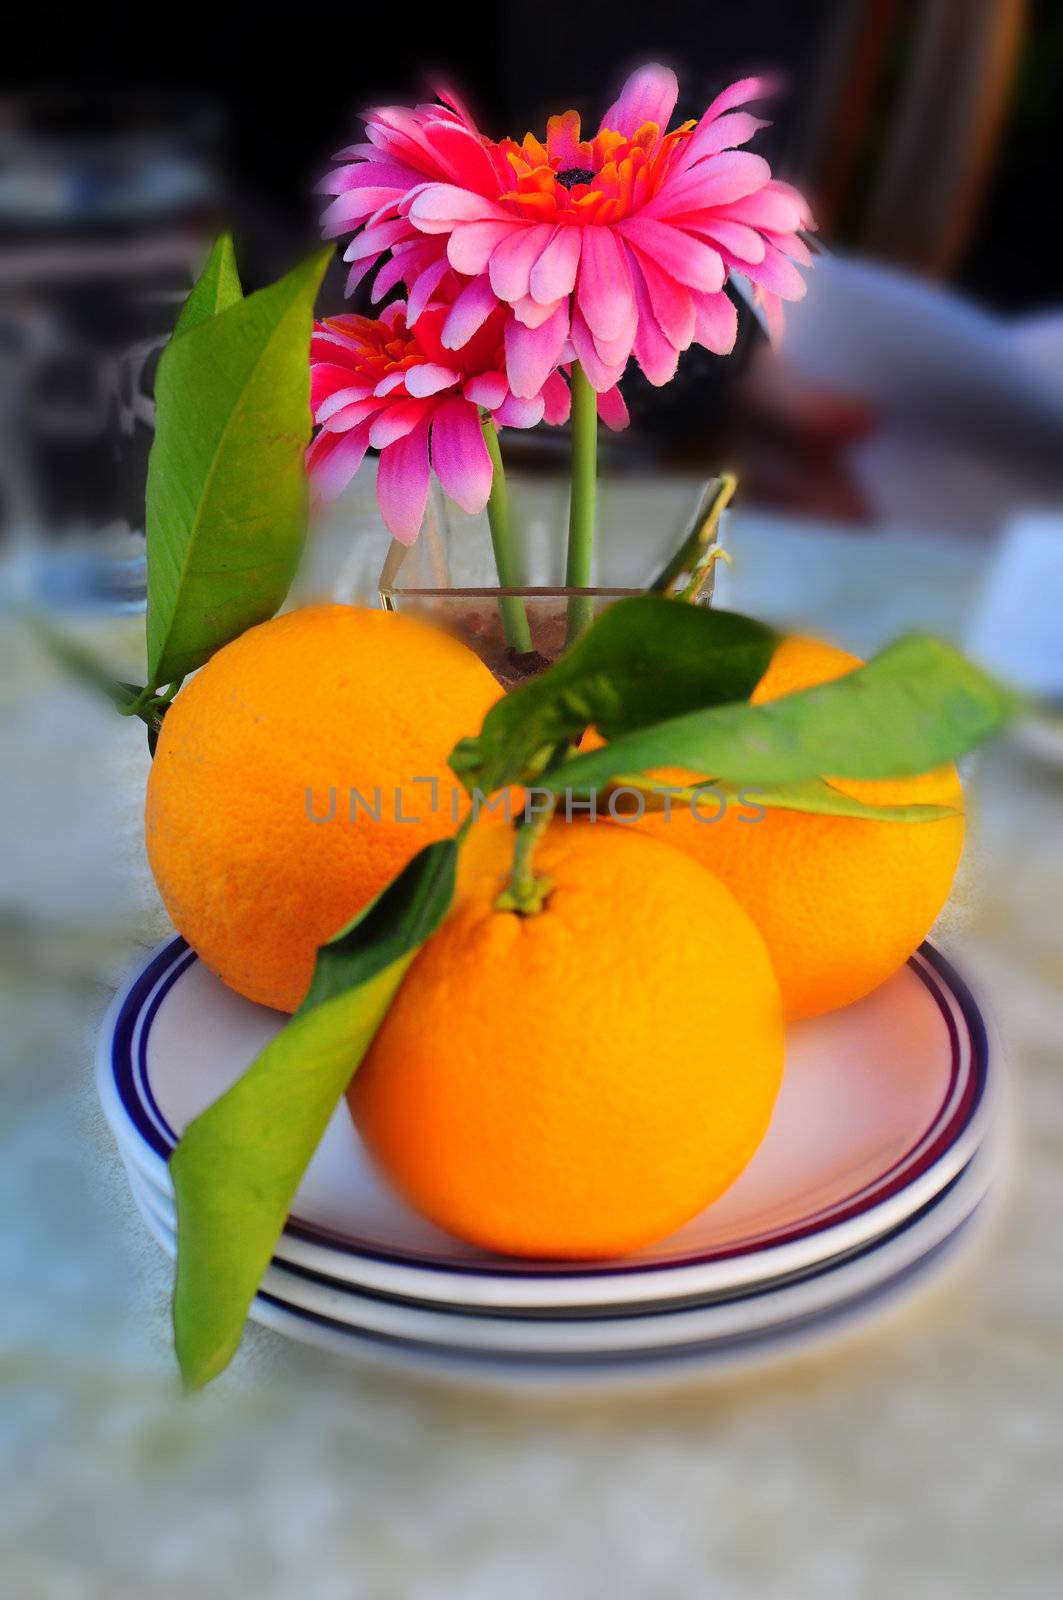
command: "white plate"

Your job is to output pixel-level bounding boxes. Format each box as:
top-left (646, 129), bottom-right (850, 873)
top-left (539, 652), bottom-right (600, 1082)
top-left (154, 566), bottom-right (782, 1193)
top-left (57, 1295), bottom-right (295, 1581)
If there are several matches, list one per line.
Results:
top-left (126, 1144), bottom-right (996, 1356)
top-left (121, 1152), bottom-right (996, 1392)
top-left (250, 1216), bottom-right (989, 1394)
top-left (98, 937), bottom-right (997, 1310)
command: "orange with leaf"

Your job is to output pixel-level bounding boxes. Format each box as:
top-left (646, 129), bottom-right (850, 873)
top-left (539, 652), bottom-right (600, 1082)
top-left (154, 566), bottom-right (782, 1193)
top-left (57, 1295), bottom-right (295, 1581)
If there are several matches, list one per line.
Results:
top-left (352, 818), bottom-right (784, 1259)
top-left (588, 634), bottom-right (966, 1019)
top-left (146, 604), bottom-right (504, 1013)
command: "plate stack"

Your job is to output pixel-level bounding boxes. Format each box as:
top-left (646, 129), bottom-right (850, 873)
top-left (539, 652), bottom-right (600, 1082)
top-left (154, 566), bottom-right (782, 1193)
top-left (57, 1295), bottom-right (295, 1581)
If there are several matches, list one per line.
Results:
top-left (98, 936), bottom-right (1003, 1391)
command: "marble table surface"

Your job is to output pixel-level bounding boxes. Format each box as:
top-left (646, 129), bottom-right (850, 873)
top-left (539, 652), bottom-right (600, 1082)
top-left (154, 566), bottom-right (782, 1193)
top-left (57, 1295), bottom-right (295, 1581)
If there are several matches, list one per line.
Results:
top-left (3, 499), bottom-right (1062, 1599)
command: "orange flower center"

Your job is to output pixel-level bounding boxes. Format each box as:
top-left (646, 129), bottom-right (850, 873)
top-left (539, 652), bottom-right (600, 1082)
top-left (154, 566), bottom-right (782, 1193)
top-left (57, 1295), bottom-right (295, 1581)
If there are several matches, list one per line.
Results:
top-left (323, 314), bottom-right (422, 382)
top-left (496, 111), bottom-right (693, 225)
top-left (323, 302), bottom-right (508, 385)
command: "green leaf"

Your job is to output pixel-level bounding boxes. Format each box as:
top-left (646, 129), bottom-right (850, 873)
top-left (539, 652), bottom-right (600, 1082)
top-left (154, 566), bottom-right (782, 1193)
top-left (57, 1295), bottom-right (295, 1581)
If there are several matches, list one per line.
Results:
top-left (543, 635), bottom-right (1018, 795)
top-left (603, 774), bottom-right (960, 823)
top-left (451, 597), bottom-right (778, 792)
top-left (145, 243), bottom-right (332, 690)
top-left (173, 234), bottom-right (243, 337)
top-left (171, 833), bottom-right (461, 1390)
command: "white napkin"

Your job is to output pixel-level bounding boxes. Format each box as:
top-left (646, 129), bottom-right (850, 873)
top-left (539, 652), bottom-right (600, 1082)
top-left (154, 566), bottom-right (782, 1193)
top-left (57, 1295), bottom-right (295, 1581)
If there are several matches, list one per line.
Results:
top-left (966, 512), bottom-right (1063, 697)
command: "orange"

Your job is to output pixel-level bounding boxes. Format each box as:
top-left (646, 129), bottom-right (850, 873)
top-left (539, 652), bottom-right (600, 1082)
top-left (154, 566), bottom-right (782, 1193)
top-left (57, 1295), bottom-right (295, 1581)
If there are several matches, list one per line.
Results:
top-left (351, 819), bottom-right (784, 1259)
top-left (146, 604), bottom-right (503, 1013)
top-left (630, 635), bottom-right (965, 1020)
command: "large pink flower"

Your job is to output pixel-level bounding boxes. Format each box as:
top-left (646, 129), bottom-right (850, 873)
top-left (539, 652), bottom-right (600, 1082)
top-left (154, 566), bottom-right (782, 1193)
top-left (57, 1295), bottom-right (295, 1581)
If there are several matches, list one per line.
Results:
top-left (321, 66), bottom-right (814, 396)
top-left (308, 296), bottom-right (572, 542)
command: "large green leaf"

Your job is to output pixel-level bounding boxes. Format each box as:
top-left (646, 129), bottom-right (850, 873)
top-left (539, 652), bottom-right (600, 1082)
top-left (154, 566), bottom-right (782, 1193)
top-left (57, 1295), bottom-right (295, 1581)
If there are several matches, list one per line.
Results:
top-left (451, 598), bottom-right (778, 793)
top-left (602, 774), bottom-right (960, 824)
top-left (145, 243), bottom-right (332, 689)
top-left (544, 635), bottom-right (1018, 795)
top-left (171, 834), bottom-right (461, 1390)
top-left (173, 234), bottom-right (243, 336)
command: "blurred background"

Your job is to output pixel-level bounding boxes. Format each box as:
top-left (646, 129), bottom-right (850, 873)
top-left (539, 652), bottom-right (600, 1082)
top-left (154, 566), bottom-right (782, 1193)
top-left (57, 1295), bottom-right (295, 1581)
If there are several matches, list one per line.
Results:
top-left (3, 0), bottom-right (1062, 596)
top-left (4, 4), bottom-right (1063, 1596)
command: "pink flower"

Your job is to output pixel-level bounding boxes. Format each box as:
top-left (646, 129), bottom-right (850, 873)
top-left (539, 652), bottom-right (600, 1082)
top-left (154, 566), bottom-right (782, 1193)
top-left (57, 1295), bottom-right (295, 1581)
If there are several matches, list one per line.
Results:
top-left (321, 66), bottom-right (814, 397)
top-left (308, 296), bottom-right (573, 543)
top-left (319, 86), bottom-right (502, 301)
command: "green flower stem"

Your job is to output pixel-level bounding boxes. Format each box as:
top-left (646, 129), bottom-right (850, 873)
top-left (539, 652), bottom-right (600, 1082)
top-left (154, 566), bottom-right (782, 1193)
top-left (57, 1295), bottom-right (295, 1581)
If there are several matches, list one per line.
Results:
top-left (481, 419), bottom-right (533, 653)
top-left (494, 735), bottom-right (577, 916)
top-left (495, 793), bottom-right (557, 916)
top-left (565, 363), bottom-right (598, 643)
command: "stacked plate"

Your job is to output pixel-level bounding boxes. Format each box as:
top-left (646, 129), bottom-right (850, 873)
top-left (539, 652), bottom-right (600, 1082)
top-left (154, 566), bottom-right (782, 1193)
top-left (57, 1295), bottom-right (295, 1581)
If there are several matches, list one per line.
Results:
top-left (98, 935), bottom-right (1003, 1391)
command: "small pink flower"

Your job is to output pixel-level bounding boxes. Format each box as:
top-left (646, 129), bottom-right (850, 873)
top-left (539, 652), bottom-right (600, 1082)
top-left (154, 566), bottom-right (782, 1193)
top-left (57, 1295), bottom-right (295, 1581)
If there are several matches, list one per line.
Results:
top-left (308, 293), bottom-right (623, 542)
top-left (321, 66), bottom-right (814, 396)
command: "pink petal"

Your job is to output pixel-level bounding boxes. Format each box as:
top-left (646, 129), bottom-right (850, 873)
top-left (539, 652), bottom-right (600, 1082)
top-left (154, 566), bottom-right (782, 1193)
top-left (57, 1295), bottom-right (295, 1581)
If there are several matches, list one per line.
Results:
top-left (405, 256), bottom-right (451, 323)
top-left (756, 288), bottom-right (786, 346)
top-left (693, 291), bottom-right (739, 355)
top-left (541, 371), bottom-right (572, 425)
top-left (332, 141), bottom-right (378, 161)
top-left (376, 416), bottom-right (432, 543)
top-left (627, 245), bottom-right (695, 348)
top-left (645, 152), bottom-right (772, 218)
top-left (321, 188), bottom-right (403, 233)
top-left (344, 258), bottom-right (376, 298)
top-left (318, 159), bottom-right (421, 195)
top-left (724, 185), bottom-right (808, 233)
top-left (684, 111), bottom-right (768, 165)
top-left (342, 218), bottom-right (411, 263)
top-left (369, 398), bottom-right (433, 449)
top-left (734, 240), bottom-right (807, 301)
top-left (312, 324), bottom-right (365, 358)
top-left (770, 179), bottom-right (815, 229)
top-left (311, 366), bottom-right (366, 414)
top-left (429, 396), bottom-right (493, 513)
top-left (616, 218), bottom-right (724, 293)
top-left (529, 227), bottom-right (583, 305)
top-left (463, 371), bottom-right (509, 409)
top-left (322, 398), bottom-right (381, 434)
top-left (599, 63), bottom-right (679, 138)
top-left (591, 323), bottom-right (635, 371)
top-left (596, 385), bottom-right (630, 430)
top-left (493, 393), bottom-right (546, 428)
top-left (404, 362), bottom-right (460, 398)
top-left (370, 252), bottom-right (413, 303)
top-left (373, 371), bottom-right (407, 397)
top-left (569, 305), bottom-right (628, 391)
top-left (429, 81), bottom-right (479, 127)
top-left (703, 76), bottom-right (776, 123)
top-left (576, 226), bottom-right (636, 344)
top-left (307, 420), bottom-right (373, 503)
top-left (513, 294), bottom-right (564, 330)
top-left (629, 260), bottom-right (680, 386)
top-left (408, 183), bottom-right (511, 231)
top-left (689, 218), bottom-right (766, 265)
top-left (504, 304), bottom-right (569, 398)
top-left (366, 107), bottom-right (462, 180)
top-left (420, 122), bottom-right (503, 197)
top-left (488, 223), bottom-right (554, 303)
top-left (315, 384), bottom-right (373, 424)
top-left (447, 220), bottom-right (517, 277)
top-left (769, 230), bottom-right (814, 268)
top-left (441, 273), bottom-right (499, 349)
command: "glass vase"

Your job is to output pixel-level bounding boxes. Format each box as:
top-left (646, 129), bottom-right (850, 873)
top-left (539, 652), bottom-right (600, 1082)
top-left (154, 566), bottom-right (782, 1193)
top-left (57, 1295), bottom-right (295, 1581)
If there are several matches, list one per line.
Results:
top-left (377, 472), bottom-right (728, 688)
